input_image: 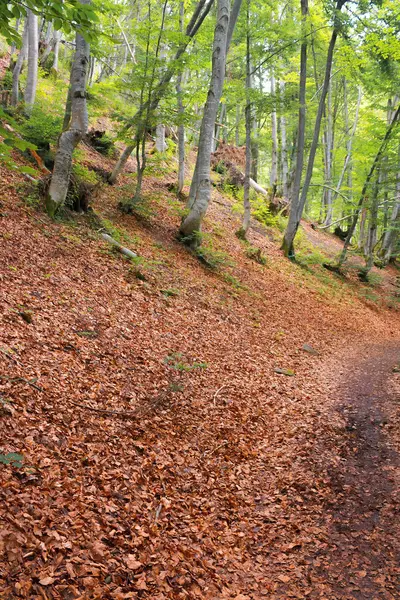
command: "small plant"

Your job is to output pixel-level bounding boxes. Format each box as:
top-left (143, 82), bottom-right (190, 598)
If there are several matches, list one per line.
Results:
top-left (245, 246), bottom-right (267, 265)
top-left (19, 104), bottom-right (62, 148)
top-left (161, 288), bottom-right (179, 297)
top-left (0, 452), bottom-right (23, 468)
top-left (163, 352), bottom-right (208, 372)
top-left (195, 244), bottom-right (233, 270)
top-left (222, 273), bottom-right (247, 290)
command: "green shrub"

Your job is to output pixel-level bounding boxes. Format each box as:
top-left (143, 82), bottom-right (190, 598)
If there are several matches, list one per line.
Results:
top-left (245, 245), bottom-right (267, 265)
top-left (1, 70), bottom-right (12, 90)
top-left (19, 105), bottom-right (62, 148)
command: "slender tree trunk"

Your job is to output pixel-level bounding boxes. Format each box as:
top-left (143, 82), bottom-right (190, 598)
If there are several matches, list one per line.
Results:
top-left (46, 1), bottom-right (90, 217)
top-left (338, 102), bottom-right (400, 266)
top-left (323, 79), bottom-right (334, 225)
top-left (380, 144), bottom-right (400, 263)
top-left (155, 124), bottom-right (167, 152)
top-left (179, 0), bottom-right (232, 244)
top-left (334, 84), bottom-right (361, 204)
top-left (214, 103), bottom-right (226, 151)
top-left (280, 81), bottom-right (289, 199)
top-left (240, 0), bottom-right (252, 237)
top-left (282, 0), bottom-right (346, 257)
top-left (177, 1), bottom-right (185, 195)
top-left (11, 18), bottom-right (28, 106)
top-left (281, 0), bottom-right (308, 256)
top-left (40, 22), bottom-right (54, 66)
top-left (109, 0), bottom-right (216, 184)
top-left (364, 170), bottom-right (380, 274)
top-left (270, 73), bottom-right (278, 198)
top-left (52, 30), bottom-right (61, 72)
top-left (235, 104), bottom-right (240, 146)
top-left (25, 9), bottom-right (39, 114)
top-left (10, 18), bottom-right (21, 67)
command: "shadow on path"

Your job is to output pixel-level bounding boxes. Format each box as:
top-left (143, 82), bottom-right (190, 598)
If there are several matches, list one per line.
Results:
top-left (309, 345), bottom-right (400, 599)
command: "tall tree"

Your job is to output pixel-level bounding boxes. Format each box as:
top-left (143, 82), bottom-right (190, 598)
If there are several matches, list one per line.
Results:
top-left (46, 0), bottom-right (91, 216)
top-left (25, 9), bottom-right (39, 113)
top-left (281, 0), bottom-right (308, 256)
top-left (179, 0), bottom-right (234, 244)
top-left (282, 0), bottom-right (347, 257)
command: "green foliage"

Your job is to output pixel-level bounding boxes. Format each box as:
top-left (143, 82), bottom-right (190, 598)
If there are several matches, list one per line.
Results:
top-left (1, 70), bottom-right (12, 90)
top-left (0, 452), bottom-right (23, 468)
top-left (72, 163), bottom-right (99, 186)
top-left (0, 1), bottom-right (100, 45)
top-left (163, 352), bottom-right (208, 372)
top-left (245, 246), bottom-right (268, 265)
top-left (195, 244), bottom-right (233, 270)
top-left (19, 105), bottom-right (63, 148)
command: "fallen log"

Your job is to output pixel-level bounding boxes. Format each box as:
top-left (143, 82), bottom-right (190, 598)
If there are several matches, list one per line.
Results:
top-left (101, 233), bottom-right (137, 259)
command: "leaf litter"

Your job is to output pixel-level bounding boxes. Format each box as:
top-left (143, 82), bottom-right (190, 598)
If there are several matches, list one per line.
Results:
top-left (0, 159), bottom-right (399, 599)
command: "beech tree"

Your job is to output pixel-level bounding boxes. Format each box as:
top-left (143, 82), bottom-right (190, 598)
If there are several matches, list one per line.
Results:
top-left (46, 0), bottom-right (91, 216)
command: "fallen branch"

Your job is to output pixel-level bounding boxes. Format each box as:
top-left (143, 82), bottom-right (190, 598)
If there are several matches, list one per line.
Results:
top-left (101, 233), bottom-right (137, 259)
top-left (0, 347), bottom-right (22, 366)
top-left (203, 440), bottom-right (229, 457)
top-left (213, 384), bottom-right (227, 405)
top-left (0, 375), bottom-right (43, 392)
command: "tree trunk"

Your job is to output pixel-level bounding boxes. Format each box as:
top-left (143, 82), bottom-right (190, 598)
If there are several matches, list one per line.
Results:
top-left (338, 102), bottom-right (400, 266)
top-left (40, 22), bottom-right (54, 66)
top-left (380, 144), bottom-right (400, 263)
top-left (334, 84), bottom-right (361, 204)
top-left (235, 104), bottom-right (240, 146)
top-left (323, 78), bottom-right (333, 226)
top-left (280, 81), bottom-right (289, 199)
top-left (282, 0), bottom-right (346, 257)
top-left (270, 73), bottom-right (278, 199)
top-left (11, 18), bottom-right (28, 107)
top-left (281, 0), bottom-right (308, 256)
top-left (179, 0), bottom-right (235, 244)
top-left (25, 9), bottom-right (39, 114)
top-left (109, 0), bottom-right (216, 185)
top-left (46, 1), bottom-right (90, 217)
top-left (364, 170), bottom-right (380, 274)
top-left (240, 0), bottom-right (252, 237)
top-left (177, 1), bottom-right (185, 195)
top-left (155, 124), bottom-right (167, 152)
top-left (52, 30), bottom-right (61, 72)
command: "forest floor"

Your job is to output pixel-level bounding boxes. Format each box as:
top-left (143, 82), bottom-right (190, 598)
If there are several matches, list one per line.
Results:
top-left (0, 144), bottom-right (399, 600)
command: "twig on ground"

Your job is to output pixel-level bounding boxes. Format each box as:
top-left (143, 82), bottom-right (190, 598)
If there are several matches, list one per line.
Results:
top-left (213, 384), bottom-right (227, 405)
top-left (0, 347), bottom-right (22, 366)
top-left (0, 375), bottom-right (43, 392)
top-left (203, 440), bottom-right (229, 457)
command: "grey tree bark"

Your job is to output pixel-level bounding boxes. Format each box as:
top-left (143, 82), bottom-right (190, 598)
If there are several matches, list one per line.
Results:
top-left (11, 18), bottom-right (28, 107)
top-left (380, 144), bottom-right (400, 263)
top-left (281, 0), bottom-right (308, 256)
top-left (179, 0), bottom-right (232, 244)
top-left (177, 1), bottom-right (185, 195)
top-left (282, 0), bottom-right (346, 257)
top-left (46, 1), bottom-right (90, 217)
top-left (240, 0), bottom-right (252, 237)
top-left (155, 124), bottom-right (167, 152)
top-left (25, 9), bottom-right (39, 114)
top-left (270, 73), bottom-right (278, 198)
top-left (322, 79), bottom-right (334, 226)
top-left (363, 170), bottom-right (380, 275)
top-left (280, 81), bottom-right (289, 199)
top-left (338, 102), bottom-right (400, 266)
top-left (109, 0), bottom-right (216, 185)
top-left (333, 84), bottom-right (361, 204)
top-left (52, 30), bottom-right (61, 72)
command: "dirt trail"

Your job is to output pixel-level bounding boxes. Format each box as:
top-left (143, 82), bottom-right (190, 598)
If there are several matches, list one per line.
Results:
top-left (310, 345), bottom-right (400, 599)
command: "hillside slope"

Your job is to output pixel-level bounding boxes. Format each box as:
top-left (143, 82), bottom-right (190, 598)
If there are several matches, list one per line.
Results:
top-left (0, 150), bottom-right (399, 599)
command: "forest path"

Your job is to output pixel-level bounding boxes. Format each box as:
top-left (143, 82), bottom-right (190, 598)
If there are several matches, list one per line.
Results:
top-left (310, 344), bottom-right (400, 599)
